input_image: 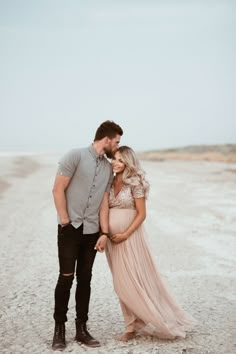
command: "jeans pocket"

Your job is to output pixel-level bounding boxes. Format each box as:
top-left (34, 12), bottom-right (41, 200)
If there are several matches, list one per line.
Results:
top-left (58, 223), bottom-right (72, 237)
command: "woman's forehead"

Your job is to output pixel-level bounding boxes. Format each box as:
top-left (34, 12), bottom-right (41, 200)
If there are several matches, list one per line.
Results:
top-left (115, 151), bottom-right (124, 160)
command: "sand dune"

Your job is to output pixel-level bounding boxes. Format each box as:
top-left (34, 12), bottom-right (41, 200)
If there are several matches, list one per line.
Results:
top-left (138, 144), bottom-right (236, 163)
top-left (0, 155), bottom-right (41, 196)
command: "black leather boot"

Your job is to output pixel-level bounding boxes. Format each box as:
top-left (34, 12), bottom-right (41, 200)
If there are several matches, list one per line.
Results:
top-left (75, 320), bottom-right (101, 347)
top-left (52, 322), bottom-right (66, 351)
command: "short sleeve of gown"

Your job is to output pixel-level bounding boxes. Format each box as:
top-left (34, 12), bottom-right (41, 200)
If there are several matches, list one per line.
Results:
top-left (131, 183), bottom-right (145, 199)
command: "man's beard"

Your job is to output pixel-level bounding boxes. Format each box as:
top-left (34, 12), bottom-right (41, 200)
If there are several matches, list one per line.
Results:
top-left (104, 148), bottom-right (114, 159)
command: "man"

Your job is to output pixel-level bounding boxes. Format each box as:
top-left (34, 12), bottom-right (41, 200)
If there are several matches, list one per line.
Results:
top-left (52, 120), bottom-right (123, 350)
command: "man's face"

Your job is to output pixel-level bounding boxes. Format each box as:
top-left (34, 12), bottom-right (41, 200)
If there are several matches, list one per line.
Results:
top-left (104, 134), bottom-right (121, 158)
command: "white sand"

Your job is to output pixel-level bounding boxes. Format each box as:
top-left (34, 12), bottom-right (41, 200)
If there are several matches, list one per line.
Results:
top-left (0, 154), bottom-right (235, 354)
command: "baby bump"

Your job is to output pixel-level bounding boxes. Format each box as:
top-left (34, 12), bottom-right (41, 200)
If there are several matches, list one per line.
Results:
top-left (109, 208), bottom-right (137, 235)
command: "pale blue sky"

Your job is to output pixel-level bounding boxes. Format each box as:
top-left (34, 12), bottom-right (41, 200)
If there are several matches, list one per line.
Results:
top-left (0, 0), bottom-right (235, 152)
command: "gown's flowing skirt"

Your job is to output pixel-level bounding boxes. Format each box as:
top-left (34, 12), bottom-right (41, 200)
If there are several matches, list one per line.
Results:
top-left (106, 208), bottom-right (196, 339)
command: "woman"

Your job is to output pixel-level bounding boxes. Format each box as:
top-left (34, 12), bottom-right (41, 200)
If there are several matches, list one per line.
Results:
top-left (99, 146), bottom-right (196, 341)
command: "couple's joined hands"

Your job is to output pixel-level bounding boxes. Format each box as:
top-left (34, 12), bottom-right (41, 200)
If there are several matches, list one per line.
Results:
top-left (94, 233), bottom-right (127, 252)
top-left (94, 235), bottom-right (107, 252)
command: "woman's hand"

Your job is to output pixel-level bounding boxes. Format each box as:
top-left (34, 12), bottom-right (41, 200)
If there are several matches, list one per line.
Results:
top-left (111, 233), bottom-right (127, 244)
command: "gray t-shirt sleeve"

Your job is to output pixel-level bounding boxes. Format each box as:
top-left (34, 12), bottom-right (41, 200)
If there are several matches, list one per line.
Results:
top-left (57, 149), bottom-right (81, 177)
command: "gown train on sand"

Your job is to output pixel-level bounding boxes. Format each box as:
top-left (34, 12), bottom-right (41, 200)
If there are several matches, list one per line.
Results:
top-left (106, 184), bottom-right (195, 339)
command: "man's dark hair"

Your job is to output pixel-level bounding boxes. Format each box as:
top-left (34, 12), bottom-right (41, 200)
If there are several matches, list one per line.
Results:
top-left (94, 120), bottom-right (123, 141)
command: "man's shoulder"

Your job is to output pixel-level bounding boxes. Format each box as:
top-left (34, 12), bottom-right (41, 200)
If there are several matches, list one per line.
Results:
top-left (63, 147), bottom-right (87, 157)
top-left (59, 147), bottom-right (86, 166)
top-left (68, 147), bottom-right (87, 154)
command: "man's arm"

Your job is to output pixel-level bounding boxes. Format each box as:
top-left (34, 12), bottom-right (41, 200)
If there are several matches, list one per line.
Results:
top-left (52, 174), bottom-right (71, 225)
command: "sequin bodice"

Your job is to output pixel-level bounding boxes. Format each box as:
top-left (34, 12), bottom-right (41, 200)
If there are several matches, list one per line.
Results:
top-left (109, 183), bottom-right (145, 209)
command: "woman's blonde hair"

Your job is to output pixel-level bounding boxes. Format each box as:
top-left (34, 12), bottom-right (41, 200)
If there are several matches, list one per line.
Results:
top-left (115, 146), bottom-right (150, 198)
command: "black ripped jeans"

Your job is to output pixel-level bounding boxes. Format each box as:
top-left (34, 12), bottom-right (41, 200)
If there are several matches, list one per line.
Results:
top-left (53, 223), bottom-right (99, 323)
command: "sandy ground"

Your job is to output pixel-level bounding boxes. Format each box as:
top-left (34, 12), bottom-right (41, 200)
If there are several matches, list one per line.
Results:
top-left (0, 153), bottom-right (235, 354)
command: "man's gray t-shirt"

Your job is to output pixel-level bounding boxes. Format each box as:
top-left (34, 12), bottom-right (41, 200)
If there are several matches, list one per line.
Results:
top-left (57, 144), bottom-right (113, 234)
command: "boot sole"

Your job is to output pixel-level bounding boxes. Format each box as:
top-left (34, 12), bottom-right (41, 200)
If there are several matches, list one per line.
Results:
top-left (75, 339), bottom-right (101, 348)
top-left (52, 345), bottom-right (66, 351)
